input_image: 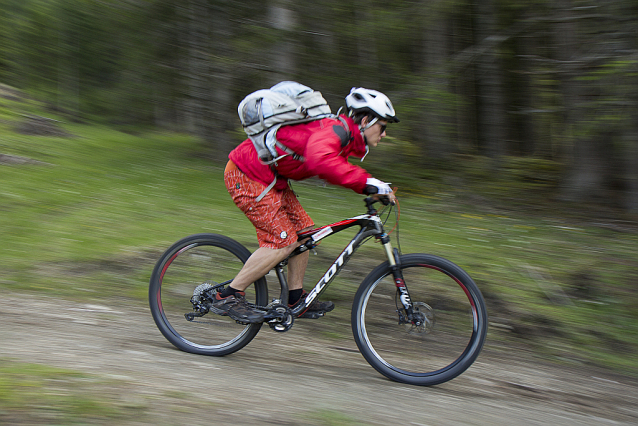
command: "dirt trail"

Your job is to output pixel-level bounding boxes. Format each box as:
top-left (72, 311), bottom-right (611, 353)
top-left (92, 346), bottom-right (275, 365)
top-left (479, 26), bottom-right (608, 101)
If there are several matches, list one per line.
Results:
top-left (1, 293), bottom-right (637, 425)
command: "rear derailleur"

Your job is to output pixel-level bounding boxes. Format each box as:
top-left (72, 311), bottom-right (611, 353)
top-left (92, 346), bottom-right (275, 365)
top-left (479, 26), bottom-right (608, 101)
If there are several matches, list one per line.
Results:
top-left (185, 283), bottom-right (219, 321)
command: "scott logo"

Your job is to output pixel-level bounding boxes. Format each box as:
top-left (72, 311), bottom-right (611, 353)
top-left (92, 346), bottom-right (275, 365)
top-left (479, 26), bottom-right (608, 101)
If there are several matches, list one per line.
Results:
top-left (395, 279), bottom-right (412, 308)
top-left (306, 241), bottom-right (355, 305)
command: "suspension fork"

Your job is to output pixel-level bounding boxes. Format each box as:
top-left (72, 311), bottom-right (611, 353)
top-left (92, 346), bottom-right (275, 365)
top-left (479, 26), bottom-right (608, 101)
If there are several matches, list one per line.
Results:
top-left (380, 234), bottom-right (419, 325)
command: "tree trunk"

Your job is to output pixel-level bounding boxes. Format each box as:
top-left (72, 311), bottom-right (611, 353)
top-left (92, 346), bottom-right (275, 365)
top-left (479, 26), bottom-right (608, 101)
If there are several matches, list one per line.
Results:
top-left (474, 0), bottom-right (507, 162)
top-left (181, 0), bottom-right (210, 138)
top-left (268, 0), bottom-right (296, 84)
top-left (355, 3), bottom-right (378, 88)
top-left (516, 11), bottom-right (537, 157)
top-left (626, 118), bottom-right (638, 212)
top-left (556, 0), bottom-right (605, 202)
top-left (623, 4), bottom-right (638, 211)
top-left (450, 11), bottom-right (477, 155)
top-left (422, 5), bottom-right (451, 161)
top-left (207, 1), bottom-right (234, 157)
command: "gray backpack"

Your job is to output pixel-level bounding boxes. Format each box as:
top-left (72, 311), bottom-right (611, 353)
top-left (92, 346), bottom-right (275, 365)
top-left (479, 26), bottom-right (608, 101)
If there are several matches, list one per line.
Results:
top-left (237, 81), bottom-right (333, 164)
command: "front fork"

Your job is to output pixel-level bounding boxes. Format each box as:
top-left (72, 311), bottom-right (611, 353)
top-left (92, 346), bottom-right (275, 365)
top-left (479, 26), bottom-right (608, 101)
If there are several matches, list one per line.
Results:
top-left (380, 234), bottom-right (420, 326)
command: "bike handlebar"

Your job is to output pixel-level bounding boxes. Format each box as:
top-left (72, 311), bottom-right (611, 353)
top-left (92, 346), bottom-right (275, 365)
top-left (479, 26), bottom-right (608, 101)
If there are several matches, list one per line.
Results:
top-left (364, 195), bottom-right (394, 214)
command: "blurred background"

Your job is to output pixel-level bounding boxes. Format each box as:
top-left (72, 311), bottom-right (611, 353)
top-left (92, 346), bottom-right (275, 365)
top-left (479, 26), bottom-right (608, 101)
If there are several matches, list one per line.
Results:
top-left (2, 1), bottom-right (638, 423)
top-left (1, 0), bottom-right (637, 211)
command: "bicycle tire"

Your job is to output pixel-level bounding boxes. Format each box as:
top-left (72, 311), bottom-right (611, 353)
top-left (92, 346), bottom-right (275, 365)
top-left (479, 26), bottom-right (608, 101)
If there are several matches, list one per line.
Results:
top-left (149, 233), bottom-right (268, 356)
top-left (351, 253), bottom-right (487, 386)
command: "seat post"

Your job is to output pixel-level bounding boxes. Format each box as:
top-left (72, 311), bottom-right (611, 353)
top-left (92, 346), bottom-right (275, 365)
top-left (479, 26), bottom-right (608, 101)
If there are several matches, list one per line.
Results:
top-left (274, 262), bottom-right (289, 305)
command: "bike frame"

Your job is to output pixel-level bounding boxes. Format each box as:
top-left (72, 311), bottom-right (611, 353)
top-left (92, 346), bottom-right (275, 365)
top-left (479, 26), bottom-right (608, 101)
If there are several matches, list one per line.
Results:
top-left (272, 198), bottom-right (415, 320)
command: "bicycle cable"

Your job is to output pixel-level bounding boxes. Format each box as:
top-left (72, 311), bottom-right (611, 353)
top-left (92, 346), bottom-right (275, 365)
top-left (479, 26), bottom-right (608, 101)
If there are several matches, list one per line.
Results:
top-left (394, 201), bottom-right (402, 255)
top-left (371, 198), bottom-right (402, 255)
top-left (377, 197), bottom-right (402, 255)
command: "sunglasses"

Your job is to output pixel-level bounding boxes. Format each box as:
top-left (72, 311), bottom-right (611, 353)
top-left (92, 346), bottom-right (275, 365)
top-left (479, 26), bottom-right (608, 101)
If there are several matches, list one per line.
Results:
top-left (378, 123), bottom-right (387, 133)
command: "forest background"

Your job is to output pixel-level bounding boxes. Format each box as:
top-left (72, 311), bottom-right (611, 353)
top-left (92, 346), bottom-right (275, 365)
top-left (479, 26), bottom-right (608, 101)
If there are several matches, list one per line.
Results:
top-left (2, 2), bottom-right (638, 420)
top-left (2, 0), bottom-right (638, 211)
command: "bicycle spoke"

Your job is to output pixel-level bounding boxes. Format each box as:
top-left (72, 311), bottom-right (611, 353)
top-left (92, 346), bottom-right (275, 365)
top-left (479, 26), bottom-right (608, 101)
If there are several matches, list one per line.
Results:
top-left (149, 234), bottom-right (267, 355)
top-left (353, 254), bottom-right (487, 385)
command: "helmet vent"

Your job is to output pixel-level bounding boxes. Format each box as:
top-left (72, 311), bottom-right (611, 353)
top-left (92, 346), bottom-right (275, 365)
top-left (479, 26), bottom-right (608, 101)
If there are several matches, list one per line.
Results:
top-left (345, 87), bottom-right (398, 123)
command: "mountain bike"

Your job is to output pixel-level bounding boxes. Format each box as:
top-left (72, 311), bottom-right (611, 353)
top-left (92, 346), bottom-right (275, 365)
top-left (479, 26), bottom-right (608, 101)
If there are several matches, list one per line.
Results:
top-left (149, 196), bottom-right (488, 386)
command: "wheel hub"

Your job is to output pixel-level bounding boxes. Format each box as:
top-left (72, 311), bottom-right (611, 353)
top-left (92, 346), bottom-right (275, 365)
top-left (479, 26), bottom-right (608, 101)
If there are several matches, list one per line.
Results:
top-left (407, 302), bottom-right (435, 334)
top-left (191, 283), bottom-right (215, 305)
top-left (185, 283), bottom-right (217, 321)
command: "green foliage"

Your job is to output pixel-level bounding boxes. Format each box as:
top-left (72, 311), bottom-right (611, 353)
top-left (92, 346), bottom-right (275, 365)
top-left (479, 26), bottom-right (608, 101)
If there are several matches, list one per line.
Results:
top-left (1, 0), bottom-right (636, 196)
top-left (1, 96), bottom-right (638, 375)
top-left (305, 408), bottom-right (365, 426)
top-left (2, 1), bottom-right (638, 375)
top-left (500, 156), bottom-right (562, 188)
top-left (0, 359), bottom-right (138, 423)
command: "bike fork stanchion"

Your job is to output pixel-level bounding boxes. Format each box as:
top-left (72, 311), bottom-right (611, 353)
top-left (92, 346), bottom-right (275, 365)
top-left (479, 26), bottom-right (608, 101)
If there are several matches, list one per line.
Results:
top-left (381, 237), bottom-right (417, 326)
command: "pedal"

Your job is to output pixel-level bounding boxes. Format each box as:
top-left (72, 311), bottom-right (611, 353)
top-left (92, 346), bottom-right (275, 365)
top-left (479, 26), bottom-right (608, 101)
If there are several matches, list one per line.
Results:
top-left (298, 311), bottom-right (325, 319)
top-left (208, 305), bottom-right (229, 316)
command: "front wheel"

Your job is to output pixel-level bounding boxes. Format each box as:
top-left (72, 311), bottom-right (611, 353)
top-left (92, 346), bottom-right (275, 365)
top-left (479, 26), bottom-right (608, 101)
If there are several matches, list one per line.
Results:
top-left (352, 253), bottom-right (487, 386)
top-left (149, 233), bottom-right (268, 356)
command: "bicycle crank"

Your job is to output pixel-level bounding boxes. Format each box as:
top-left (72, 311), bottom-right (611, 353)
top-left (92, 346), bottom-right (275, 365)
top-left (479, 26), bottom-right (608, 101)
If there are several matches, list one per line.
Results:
top-left (265, 304), bottom-right (294, 332)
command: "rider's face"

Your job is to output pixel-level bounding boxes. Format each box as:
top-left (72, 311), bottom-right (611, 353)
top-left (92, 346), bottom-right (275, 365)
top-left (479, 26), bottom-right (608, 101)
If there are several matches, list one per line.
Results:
top-left (362, 118), bottom-right (388, 148)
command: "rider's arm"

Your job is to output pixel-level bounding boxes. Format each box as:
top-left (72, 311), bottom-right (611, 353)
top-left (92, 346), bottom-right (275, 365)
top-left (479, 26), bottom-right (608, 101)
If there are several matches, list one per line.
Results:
top-left (304, 129), bottom-right (371, 193)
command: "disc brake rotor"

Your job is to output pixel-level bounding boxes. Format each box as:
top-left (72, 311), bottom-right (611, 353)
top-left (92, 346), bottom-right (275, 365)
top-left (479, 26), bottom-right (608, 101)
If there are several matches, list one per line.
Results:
top-left (406, 301), bottom-right (435, 334)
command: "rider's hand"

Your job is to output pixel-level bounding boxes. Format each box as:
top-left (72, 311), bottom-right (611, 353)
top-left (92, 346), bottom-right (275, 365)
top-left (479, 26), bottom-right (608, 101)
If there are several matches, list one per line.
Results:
top-left (364, 178), bottom-right (396, 206)
top-left (365, 178), bottom-right (392, 194)
top-left (375, 191), bottom-right (396, 206)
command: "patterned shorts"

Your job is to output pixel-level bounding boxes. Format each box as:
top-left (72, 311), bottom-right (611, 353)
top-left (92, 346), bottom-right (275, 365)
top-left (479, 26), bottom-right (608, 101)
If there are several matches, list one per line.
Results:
top-left (224, 164), bottom-right (314, 250)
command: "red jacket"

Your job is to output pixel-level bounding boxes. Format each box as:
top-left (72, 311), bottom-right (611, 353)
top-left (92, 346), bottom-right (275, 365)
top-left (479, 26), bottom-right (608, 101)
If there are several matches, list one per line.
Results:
top-left (229, 115), bottom-right (371, 194)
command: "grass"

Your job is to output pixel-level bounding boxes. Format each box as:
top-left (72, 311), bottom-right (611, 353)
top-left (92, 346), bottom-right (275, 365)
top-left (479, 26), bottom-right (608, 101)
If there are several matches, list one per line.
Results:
top-left (0, 359), bottom-right (142, 424)
top-left (304, 408), bottom-right (365, 426)
top-left (0, 358), bottom-right (235, 425)
top-left (1, 93), bottom-right (638, 379)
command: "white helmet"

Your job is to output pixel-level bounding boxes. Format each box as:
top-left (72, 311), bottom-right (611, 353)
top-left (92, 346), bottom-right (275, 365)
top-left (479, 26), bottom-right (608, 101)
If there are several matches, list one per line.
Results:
top-left (345, 87), bottom-right (399, 123)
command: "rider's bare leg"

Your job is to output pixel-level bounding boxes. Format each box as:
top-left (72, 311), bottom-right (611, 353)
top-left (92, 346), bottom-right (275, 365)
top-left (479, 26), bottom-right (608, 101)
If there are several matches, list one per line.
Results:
top-left (227, 245), bottom-right (297, 292)
top-left (287, 250), bottom-right (309, 290)
top-left (286, 226), bottom-right (312, 291)
top-left (227, 226), bottom-right (312, 292)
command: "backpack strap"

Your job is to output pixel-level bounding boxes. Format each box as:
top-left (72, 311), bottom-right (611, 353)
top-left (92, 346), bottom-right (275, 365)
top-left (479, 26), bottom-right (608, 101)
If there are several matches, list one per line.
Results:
top-left (334, 115), bottom-right (353, 148)
top-left (255, 176), bottom-right (278, 202)
top-left (275, 140), bottom-right (305, 162)
top-left (272, 115), bottom-right (350, 164)
top-left (256, 116), bottom-right (352, 201)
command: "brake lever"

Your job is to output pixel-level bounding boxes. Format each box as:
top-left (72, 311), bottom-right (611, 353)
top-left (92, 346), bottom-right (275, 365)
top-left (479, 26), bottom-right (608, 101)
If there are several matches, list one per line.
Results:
top-left (379, 194), bottom-right (397, 206)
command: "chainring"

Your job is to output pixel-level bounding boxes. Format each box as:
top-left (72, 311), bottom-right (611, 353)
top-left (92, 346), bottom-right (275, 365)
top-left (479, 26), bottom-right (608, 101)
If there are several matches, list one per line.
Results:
top-left (267, 304), bottom-right (294, 332)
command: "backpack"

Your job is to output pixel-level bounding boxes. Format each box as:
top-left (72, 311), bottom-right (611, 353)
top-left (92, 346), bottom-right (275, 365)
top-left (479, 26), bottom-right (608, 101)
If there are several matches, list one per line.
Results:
top-left (238, 81), bottom-right (333, 164)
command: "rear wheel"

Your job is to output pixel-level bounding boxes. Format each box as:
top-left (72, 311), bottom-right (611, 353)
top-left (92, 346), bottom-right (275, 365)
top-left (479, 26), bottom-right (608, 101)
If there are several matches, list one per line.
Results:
top-left (352, 253), bottom-right (487, 386)
top-left (149, 233), bottom-right (267, 356)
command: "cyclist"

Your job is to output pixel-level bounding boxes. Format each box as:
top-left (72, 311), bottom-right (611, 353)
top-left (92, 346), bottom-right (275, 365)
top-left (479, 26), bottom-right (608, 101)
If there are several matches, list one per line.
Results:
top-left (215, 87), bottom-right (399, 323)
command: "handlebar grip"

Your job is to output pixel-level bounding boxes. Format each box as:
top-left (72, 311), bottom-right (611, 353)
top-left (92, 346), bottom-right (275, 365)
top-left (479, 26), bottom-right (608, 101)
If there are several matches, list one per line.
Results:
top-left (379, 195), bottom-right (392, 206)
